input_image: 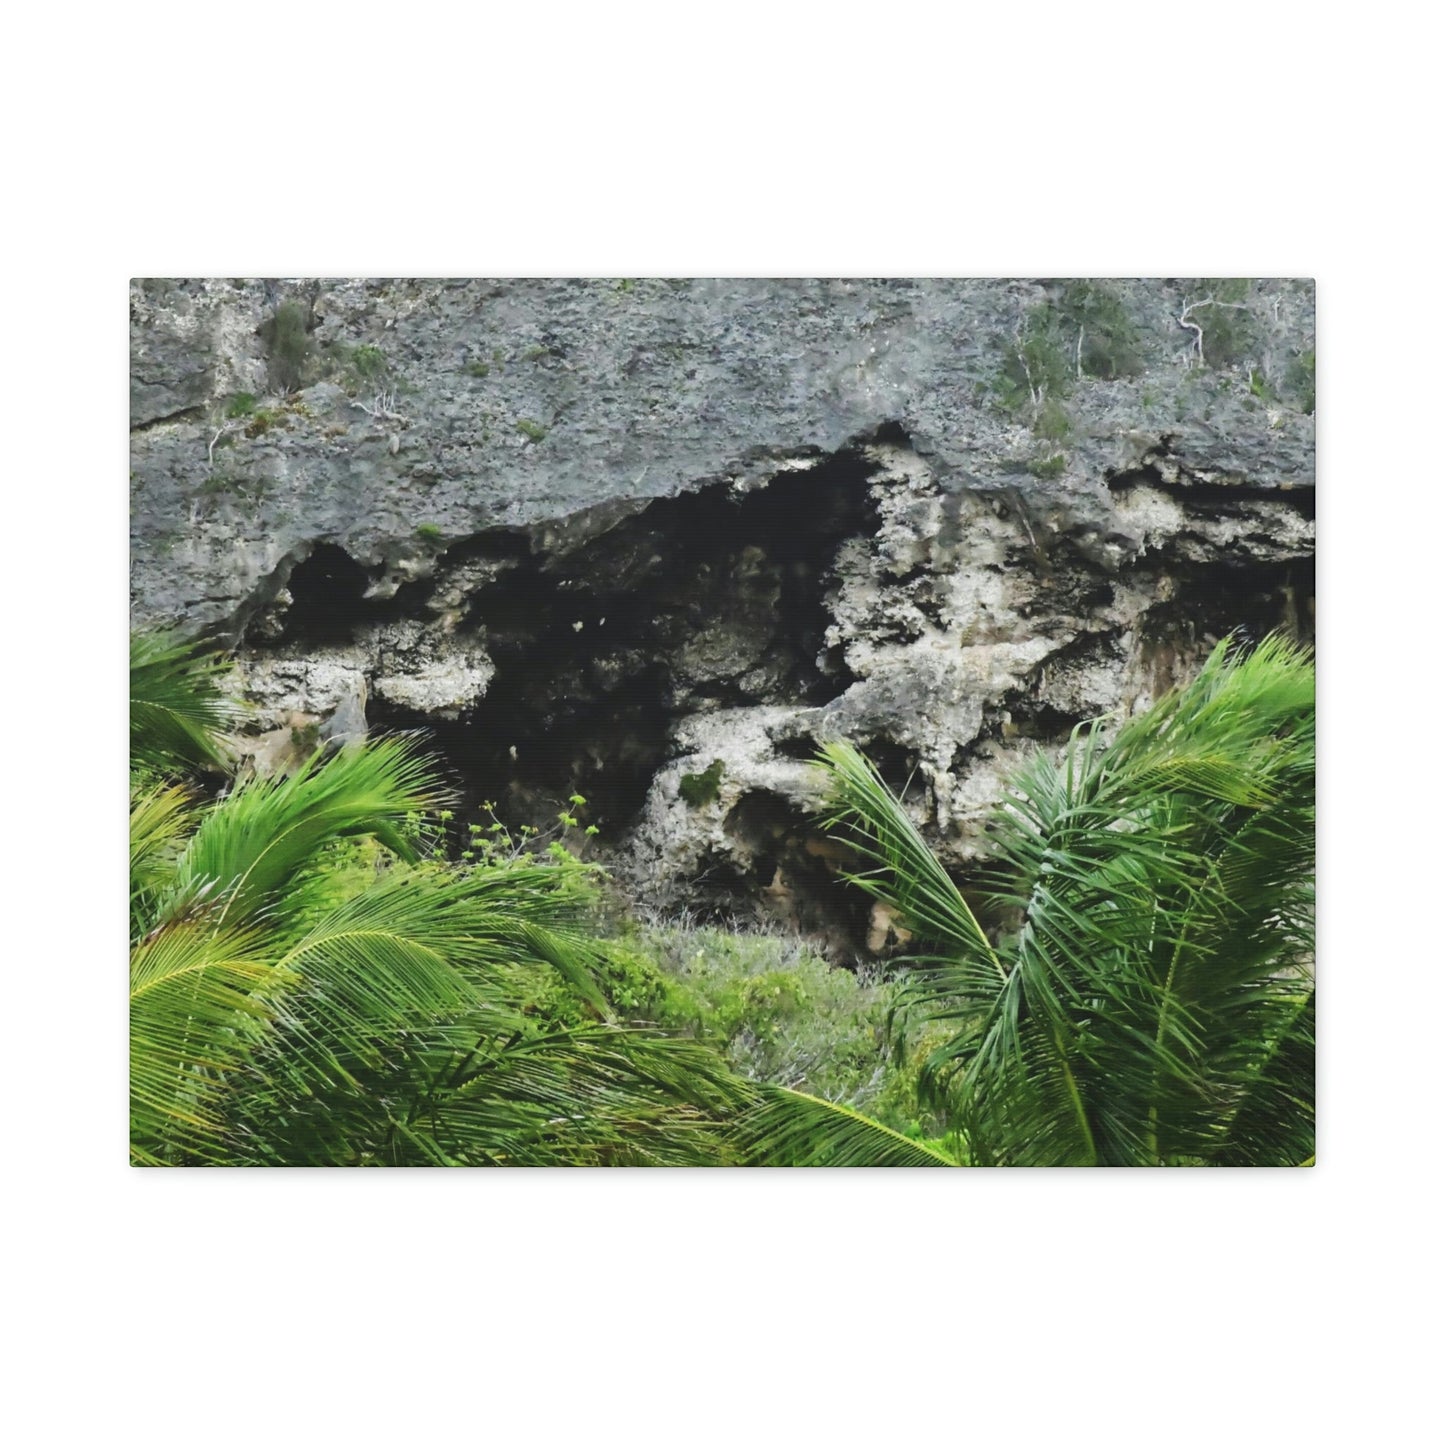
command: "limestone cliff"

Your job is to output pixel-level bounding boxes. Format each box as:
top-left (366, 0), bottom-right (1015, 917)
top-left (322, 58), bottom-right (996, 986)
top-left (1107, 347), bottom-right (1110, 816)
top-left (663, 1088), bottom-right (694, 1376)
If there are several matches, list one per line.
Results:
top-left (130, 277), bottom-right (1315, 947)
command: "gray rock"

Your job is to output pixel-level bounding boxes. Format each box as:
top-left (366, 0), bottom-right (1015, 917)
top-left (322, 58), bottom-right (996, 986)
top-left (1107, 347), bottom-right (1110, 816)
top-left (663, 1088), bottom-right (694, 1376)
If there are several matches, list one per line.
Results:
top-left (130, 278), bottom-right (1315, 946)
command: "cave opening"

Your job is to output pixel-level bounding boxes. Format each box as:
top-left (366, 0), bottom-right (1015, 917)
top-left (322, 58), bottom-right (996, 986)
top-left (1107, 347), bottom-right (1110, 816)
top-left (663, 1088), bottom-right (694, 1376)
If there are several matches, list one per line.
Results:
top-left (369, 449), bottom-right (883, 847)
top-left (279, 543), bottom-right (370, 643)
top-left (1140, 555), bottom-right (1316, 654)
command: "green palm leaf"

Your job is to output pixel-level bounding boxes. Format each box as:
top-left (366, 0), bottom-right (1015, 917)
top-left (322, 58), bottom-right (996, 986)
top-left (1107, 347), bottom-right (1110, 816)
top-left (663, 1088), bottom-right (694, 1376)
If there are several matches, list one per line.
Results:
top-left (155, 736), bottom-right (450, 934)
top-left (130, 631), bottom-right (237, 776)
top-left (815, 633), bottom-right (1315, 1167)
top-left (734, 1086), bottom-right (958, 1166)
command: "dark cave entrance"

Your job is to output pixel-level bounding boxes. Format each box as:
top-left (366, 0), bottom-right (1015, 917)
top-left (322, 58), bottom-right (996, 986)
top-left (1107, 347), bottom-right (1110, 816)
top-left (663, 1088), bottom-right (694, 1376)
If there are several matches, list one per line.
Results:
top-left (366, 450), bottom-right (882, 848)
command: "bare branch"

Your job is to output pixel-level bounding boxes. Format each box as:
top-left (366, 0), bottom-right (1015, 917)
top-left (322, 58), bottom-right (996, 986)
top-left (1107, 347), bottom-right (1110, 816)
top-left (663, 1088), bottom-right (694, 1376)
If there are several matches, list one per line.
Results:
top-left (1179, 295), bottom-right (1252, 368)
top-left (207, 422), bottom-right (234, 467)
top-left (350, 387), bottom-right (409, 425)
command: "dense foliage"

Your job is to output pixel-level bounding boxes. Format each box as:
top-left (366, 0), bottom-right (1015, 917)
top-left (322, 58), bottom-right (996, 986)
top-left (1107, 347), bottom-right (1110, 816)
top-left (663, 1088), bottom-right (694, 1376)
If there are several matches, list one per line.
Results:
top-left (129, 631), bottom-right (1314, 1167)
top-left (129, 636), bottom-right (754, 1164)
top-left (791, 635), bottom-right (1316, 1166)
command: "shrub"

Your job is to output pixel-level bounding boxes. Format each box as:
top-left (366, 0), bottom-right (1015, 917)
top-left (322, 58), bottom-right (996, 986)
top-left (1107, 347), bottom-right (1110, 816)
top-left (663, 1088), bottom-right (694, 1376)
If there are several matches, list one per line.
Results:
top-left (679, 759), bottom-right (724, 807)
top-left (1056, 280), bottom-right (1144, 380)
top-left (993, 302), bottom-right (1074, 415)
top-left (619, 922), bottom-right (907, 1112)
top-left (1192, 278), bottom-right (1259, 369)
top-left (1033, 396), bottom-right (1073, 443)
top-left (1287, 348), bottom-right (1316, 414)
top-left (1027, 451), bottom-right (1068, 480)
top-left (259, 300), bottom-right (315, 392)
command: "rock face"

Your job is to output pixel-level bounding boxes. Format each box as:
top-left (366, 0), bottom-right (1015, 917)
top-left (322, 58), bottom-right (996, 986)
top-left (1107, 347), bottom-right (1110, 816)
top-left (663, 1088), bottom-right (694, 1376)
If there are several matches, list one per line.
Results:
top-left (130, 277), bottom-right (1315, 950)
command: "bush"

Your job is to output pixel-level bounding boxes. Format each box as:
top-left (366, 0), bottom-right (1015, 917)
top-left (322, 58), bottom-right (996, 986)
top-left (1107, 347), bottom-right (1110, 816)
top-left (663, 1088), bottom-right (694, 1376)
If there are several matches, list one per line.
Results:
top-left (259, 300), bottom-right (315, 392)
top-left (1287, 348), bottom-right (1316, 414)
top-left (993, 302), bottom-right (1074, 415)
top-left (1056, 280), bottom-right (1144, 380)
top-left (1192, 278), bottom-right (1260, 369)
top-left (615, 921), bottom-right (923, 1115)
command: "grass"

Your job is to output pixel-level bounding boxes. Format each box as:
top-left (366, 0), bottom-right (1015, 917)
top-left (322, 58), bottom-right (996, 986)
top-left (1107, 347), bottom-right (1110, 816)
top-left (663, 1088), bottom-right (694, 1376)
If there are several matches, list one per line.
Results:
top-left (1027, 451), bottom-right (1068, 480)
top-left (260, 300), bottom-right (315, 392)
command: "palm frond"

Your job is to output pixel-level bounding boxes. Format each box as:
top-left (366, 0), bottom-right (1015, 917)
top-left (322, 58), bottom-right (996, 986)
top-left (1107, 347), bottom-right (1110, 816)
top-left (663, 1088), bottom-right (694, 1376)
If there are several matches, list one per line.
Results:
top-left (734, 1085), bottom-right (958, 1166)
top-left (153, 736), bottom-right (451, 935)
top-left (129, 920), bottom-right (284, 1162)
top-left (815, 633), bottom-right (1316, 1167)
top-left (130, 631), bottom-right (238, 776)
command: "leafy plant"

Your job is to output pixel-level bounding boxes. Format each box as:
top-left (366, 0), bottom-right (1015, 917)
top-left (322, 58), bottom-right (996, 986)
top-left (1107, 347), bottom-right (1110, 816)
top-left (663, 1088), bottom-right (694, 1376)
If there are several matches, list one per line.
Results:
top-left (1027, 451), bottom-right (1067, 480)
top-left (807, 634), bottom-right (1315, 1166)
top-left (225, 392), bottom-right (258, 419)
top-left (679, 758), bottom-right (725, 807)
top-left (129, 631), bottom-right (236, 777)
top-left (351, 344), bottom-right (387, 381)
top-left (515, 418), bottom-right (548, 443)
top-left (1033, 396), bottom-right (1073, 443)
top-left (416, 523), bottom-right (444, 543)
top-left (129, 639), bottom-right (754, 1166)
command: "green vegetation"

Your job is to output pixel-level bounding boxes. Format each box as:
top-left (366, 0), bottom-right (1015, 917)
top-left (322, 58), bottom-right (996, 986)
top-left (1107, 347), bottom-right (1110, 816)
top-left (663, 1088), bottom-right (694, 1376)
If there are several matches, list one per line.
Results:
top-left (994, 282), bottom-right (1142, 434)
top-left (463, 360), bottom-right (491, 378)
top-left (993, 301), bottom-right (1074, 417)
top-left (225, 392), bottom-right (258, 419)
top-left (1056, 279), bottom-right (1144, 379)
top-left (259, 300), bottom-right (315, 392)
top-left (128, 630), bottom-right (1315, 1167)
top-left (515, 418), bottom-right (548, 443)
top-left (772, 635), bottom-right (1316, 1166)
top-left (129, 632), bottom-right (237, 777)
top-left (1287, 348), bottom-right (1316, 413)
top-left (678, 758), bottom-right (725, 807)
top-left (415, 522), bottom-right (444, 543)
top-left (129, 639), bottom-right (755, 1166)
top-left (618, 925), bottom-right (892, 1108)
top-left (1027, 451), bottom-right (1067, 480)
top-left (350, 344), bottom-right (387, 381)
top-left (1032, 395), bottom-right (1073, 442)
top-left (1190, 278), bottom-right (1259, 369)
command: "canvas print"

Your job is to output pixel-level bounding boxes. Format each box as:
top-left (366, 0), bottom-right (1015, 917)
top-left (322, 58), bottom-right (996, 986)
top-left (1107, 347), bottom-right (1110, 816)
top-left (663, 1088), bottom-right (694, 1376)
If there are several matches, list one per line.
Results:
top-left (129, 278), bottom-right (1315, 1166)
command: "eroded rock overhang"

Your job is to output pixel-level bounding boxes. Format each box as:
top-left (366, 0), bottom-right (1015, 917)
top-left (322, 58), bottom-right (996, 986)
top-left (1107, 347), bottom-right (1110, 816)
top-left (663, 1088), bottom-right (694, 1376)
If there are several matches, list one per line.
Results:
top-left (130, 278), bottom-right (1315, 952)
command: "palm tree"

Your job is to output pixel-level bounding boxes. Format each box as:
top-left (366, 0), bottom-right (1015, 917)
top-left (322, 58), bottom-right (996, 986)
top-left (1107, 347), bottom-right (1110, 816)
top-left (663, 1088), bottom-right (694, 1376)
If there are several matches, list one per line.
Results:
top-left (129, 635), bottom-right (748, 1166)
top-left (748, 634), bottom-right (1315, 1166)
